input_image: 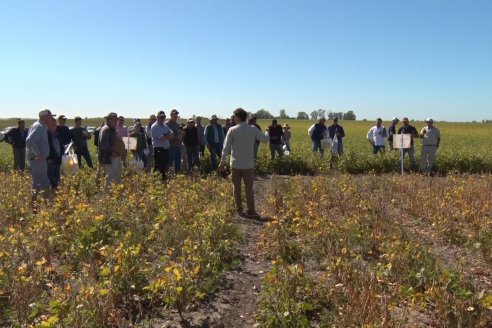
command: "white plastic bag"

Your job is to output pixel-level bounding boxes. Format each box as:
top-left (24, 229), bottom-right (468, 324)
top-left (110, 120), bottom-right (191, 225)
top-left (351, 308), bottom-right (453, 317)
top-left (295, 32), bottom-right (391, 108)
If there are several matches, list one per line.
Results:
top-left (128, 159), bottom-right (144, 170)
top-left (282, 144), bottom-right (290, 156)
top-left (61, 142), bottom-right (79, 176)
top-left (332, 135), bottom-right (338, 152)
top-left (321, 138), bottom-right (333, 150)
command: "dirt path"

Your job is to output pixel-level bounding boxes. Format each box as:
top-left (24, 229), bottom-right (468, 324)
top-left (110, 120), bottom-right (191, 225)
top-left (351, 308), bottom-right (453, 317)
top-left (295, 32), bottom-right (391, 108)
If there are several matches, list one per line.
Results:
top-left (152, 180), bottom-right (271, 327)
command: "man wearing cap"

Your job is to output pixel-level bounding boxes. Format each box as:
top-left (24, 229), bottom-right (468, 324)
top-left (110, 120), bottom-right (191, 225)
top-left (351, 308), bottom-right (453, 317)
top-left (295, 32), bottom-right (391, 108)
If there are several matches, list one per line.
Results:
top-left (419, 118), bottom-right (441, 175)
top-left (166, 109), bottom-right (184, 173)
top-left (281, 123), bottom-right (292, 153)
top-left (69, 116), bottom-right (93, 169)
top-left (388, 117), bottom-right (400, 150)
top-left (56, 115), bottom-right (71, 153)
top-left (219, 108), bottom-right (269, 218)
top-left (98, 112), bottom-right (125, 187)
top-left (398, 117), bottom-right (419, 171)
top-left (151, 111), bottom-right (174, 180)
top-left (183, 118), bottom-right (200, 170)
top-left (26, 109), bottom-right (54, 201)
top-left (4, 119), bottom-right (28, 171)
top-left (204, 115), bottom-right (225, 170)
top-left (367, 118), bottom-right (388, 154)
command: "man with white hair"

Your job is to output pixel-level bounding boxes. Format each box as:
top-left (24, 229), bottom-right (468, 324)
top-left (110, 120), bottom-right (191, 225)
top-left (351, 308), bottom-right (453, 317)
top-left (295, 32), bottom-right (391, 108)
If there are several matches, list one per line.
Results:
top-left (26, 109), bottom-right (55, 202)
top-left (419, 118), bottom-right (441, 175)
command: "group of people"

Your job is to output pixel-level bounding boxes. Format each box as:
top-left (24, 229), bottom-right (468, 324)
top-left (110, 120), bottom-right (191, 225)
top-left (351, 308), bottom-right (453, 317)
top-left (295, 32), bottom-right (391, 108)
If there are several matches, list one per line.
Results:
top-left (366, 117), bottom-right (441, 174)
top-left (9, 109), bottom-right (293, 215)
top-left (306, 116), bottom-right (441, 174)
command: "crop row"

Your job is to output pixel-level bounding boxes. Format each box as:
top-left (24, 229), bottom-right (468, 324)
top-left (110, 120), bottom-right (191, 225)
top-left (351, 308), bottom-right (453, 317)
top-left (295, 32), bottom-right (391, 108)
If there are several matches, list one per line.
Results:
top-left (0, 171), bottom-right (237, 327)
top-left (256, 175), bottom-right (492, 327)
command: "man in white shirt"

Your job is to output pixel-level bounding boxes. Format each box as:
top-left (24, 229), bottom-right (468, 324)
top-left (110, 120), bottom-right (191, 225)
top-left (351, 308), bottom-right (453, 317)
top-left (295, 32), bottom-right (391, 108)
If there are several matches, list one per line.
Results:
top-left (219, 108), bottom-right (269, 218)
top-left (367, 118), bottom-right (388, 154)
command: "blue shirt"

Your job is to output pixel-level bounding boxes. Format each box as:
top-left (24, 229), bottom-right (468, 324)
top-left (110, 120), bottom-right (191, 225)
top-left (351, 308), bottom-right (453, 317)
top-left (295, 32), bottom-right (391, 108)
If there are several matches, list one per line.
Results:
top-left (151, 122), bottom-right (173, 149)
top-left (26, 121), bottom-right (49, 159)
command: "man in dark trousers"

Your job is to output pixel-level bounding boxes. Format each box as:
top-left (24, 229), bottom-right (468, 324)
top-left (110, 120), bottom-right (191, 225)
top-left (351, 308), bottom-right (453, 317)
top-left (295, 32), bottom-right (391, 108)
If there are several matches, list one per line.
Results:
top-left (267, 119), bottom-right (284, 160)
top-left (4, 119), bottom-right (28, 171)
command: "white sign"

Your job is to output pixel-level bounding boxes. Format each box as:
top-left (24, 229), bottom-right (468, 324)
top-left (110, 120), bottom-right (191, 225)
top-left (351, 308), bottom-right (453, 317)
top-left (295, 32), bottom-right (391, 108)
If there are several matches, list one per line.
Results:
top-left (394, 134), bottom-right (412, 149)
top-left (122, 137), bottom-right (137, 150)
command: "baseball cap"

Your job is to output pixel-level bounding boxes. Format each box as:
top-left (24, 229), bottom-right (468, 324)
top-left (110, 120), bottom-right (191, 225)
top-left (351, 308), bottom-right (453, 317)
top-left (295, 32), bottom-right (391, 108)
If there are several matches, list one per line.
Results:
top-left (104, 112), bottom-right (118, 119)
top-left (211, 115), bottom-right (218, 120)
top-left (133, 118), bottom-right (141, 124)
top-left (187, 118), bottom-right (195, 123)
top-left (39, 109), bottom-right (56, 117)
top-left (425, 117), bottom-right (434, 123)
top-left (58, 115), bottom-right (67, 120)
top-left (157, 110), bottom-right (166, 118)
top-left (74, 116), bottom-right (82, 121)
top-left (170, 109), bottom-right (179, 115)
top-left (392, 117), bottom-right (399, 122)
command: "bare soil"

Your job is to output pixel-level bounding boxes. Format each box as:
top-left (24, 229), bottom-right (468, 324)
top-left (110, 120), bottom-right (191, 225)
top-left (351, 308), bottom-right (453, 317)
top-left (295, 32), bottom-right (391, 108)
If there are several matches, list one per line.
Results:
top-left (150, 179), bottom-right (272, 328)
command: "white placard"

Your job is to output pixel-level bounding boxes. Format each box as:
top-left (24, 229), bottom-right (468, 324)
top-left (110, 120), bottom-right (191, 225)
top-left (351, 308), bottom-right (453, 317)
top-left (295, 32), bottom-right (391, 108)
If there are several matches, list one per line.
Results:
top-left (122, 137), bottom-right (137, 150)
top-left (394, 134), bottom-right (412, 149)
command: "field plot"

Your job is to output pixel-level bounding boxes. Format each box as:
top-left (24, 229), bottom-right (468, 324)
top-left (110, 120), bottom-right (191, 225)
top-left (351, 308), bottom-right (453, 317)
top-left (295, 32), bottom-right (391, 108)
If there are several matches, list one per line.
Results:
top-left (0, 118), bottom-right (491, 327)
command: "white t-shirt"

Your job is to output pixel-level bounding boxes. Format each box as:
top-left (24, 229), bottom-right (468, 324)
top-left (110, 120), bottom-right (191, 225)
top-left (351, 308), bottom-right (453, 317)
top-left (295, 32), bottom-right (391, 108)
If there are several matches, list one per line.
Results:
top-left (367, 125), bottom-right (387, 146)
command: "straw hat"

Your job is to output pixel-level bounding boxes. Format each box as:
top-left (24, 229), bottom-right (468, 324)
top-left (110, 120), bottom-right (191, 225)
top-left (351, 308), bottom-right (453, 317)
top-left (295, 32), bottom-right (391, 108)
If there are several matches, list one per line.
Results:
top-left (282, 123), bottom-right (290, 129)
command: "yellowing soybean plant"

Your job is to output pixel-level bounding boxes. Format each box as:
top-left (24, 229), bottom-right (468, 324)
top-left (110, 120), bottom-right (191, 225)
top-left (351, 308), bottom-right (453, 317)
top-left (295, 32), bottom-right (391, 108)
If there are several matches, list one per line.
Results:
top-left (0, 118), bottom-right (491, 327)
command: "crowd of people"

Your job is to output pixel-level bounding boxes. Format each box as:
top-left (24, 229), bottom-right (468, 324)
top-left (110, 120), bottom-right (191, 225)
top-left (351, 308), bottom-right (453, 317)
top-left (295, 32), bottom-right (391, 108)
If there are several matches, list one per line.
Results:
top-left (4, 109), bottom-right (293, 215)
top-left (3, 109), bottom-right (441, 213)
top-left (307, 116), bottom-right (440, 174)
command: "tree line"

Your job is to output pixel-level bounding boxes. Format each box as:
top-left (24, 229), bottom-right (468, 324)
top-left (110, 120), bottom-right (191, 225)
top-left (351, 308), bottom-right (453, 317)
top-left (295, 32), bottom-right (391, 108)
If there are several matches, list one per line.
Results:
top-left (249, 109), bottom-right (357, 120)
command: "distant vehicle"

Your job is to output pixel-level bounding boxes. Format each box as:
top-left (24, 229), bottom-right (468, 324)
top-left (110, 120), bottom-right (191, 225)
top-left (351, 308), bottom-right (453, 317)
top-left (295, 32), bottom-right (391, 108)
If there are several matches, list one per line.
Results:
top-left (86, 126), bottom-right (96, 134)
top-left (0, 127), bottom-right (14, 142)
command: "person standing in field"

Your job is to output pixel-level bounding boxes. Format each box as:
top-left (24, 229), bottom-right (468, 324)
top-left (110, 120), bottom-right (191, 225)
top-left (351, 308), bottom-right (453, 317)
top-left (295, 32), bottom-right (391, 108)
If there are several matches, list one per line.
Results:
top-left (267, 119), bottom-right (284, 160)
top-left (195, 116), bottom-right (206, 158)
top-left (166, 109), bottom-right (184, 174)
top-left (249, 117), bottom-right (262, 161)
top-left (367, 118), bottom-right (388, 154)
top-left (56, 115), bottom-right (71, 153)
top-left (397, 117), bottom-right (419, 171)
top-left (4, 119), bottom-right (27, 171)
top-left (26, 109), bottom-right (54, 202)
top-left (204, 115), bottom-right (225, 170)
top-left (129, 122), bottom-right (148, 168)
top-left (308, 117), bottom-right (327, 156)
top-left (327, 117), bottom-right (345, 156)
top-left (145, 114), bottom-right (157, 170)
top-left (69, 116), bottom-right (93, 168)
top-left (387, 117), bottom-right (399, 150)
top-left (419, 118), bottom-right (441, 175)
top-left (219, 108), bottom-right (269, 218)
top-left (98, 112), bottom-right (125, 187)
top-left (281, 123), bottom-right (291, 153)
top-left (47, 117), bottom-right (61, 189)
top-left (151, 110), bottom-right (173, 181)
top-left (183, 118), bottom-right (200, 171)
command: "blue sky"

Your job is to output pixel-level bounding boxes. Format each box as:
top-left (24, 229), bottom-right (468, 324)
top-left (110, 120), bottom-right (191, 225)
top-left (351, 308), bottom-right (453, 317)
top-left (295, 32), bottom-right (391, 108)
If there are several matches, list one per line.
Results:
top-left (1, 0), bottom-right (491, 122)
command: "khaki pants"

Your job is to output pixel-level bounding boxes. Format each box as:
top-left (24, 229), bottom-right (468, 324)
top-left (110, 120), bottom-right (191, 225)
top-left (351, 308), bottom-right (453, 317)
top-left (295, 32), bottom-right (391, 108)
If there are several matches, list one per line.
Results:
top-left (420, 145), bottom-right (437, 173)
top-left (231, 168), bottom-right (255, 214)
top-left (103, 156), bottom-right (122, 188)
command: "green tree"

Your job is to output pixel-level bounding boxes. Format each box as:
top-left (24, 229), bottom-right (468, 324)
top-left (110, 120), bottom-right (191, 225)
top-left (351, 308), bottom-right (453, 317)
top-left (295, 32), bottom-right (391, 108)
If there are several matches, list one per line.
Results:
top-left (296, 112), bottom-right (309, 120)
top-left (343, 110), bottom-right (357, 120)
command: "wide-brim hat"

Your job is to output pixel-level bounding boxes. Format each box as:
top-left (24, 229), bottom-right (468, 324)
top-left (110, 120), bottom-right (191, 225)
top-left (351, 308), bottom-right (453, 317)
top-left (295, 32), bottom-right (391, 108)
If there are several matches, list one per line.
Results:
top-left (282, 123), bottom-right (290, 129)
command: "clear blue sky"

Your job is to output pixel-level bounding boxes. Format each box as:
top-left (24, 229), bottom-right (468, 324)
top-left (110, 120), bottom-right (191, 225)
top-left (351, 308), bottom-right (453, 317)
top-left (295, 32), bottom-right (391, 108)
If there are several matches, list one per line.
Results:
top-left (1, 0), bottom-right (491, 122)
